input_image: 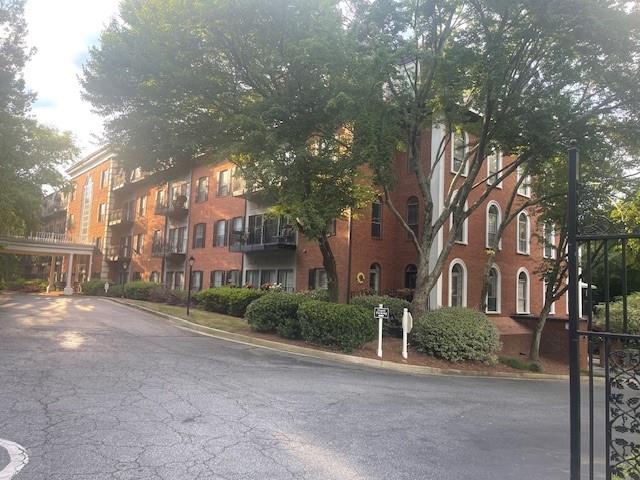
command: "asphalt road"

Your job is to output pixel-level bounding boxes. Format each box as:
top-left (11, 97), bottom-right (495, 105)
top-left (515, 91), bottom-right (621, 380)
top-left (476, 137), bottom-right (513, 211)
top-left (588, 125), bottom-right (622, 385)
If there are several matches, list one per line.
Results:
top-left (0, 293), bottom-right (601, 479)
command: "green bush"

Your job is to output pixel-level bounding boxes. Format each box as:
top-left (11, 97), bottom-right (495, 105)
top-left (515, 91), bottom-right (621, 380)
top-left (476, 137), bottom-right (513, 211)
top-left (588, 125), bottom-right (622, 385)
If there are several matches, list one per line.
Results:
top-left (81, 279), bottom-right (108, 295)
top-left (167, 289), bottom-right (188, 306)
top-left (6, 278), bottom-right (26, 291)
top-left (245, 292), bottom-right (305, 337)
top-left (499, 356), bottom-right (543, 372)
top-left (121, 281), bottom-right (159, 300)
top-left (599, 292), bottom-right (640, 334)
top-left (413, 307), bottom-right (501, 363)
top-left (106, 284), bottom-right (123, 297)
top-left (23, 279), bottom-right (48, 292)
top-left (298, 300), bottom-right (376, 353)
top-left (350, 295), bottom-right (410, 337)
top-left (297, 289), bottom-right (330, 302)
top-left (195, 287), bottom-right (266, 317)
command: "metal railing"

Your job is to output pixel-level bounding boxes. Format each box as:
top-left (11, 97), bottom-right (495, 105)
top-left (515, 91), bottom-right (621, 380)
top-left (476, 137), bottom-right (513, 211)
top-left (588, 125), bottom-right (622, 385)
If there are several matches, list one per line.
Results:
top-left (0, 231), bottom-right (93, 246)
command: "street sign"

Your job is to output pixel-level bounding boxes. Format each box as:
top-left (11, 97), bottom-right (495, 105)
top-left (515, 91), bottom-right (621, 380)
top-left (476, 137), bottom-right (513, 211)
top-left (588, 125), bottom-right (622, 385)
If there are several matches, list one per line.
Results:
top-left (374, 307), bottom-right (389, 319)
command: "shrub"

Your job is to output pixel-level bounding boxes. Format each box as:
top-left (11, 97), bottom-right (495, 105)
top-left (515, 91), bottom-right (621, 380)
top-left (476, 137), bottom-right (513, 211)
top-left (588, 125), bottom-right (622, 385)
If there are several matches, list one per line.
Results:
top-left (148, 286), bottom-right (170, 303)
top-left (166, 289), bottom-right (188, 305)
top-left (194, 287), bottom-right (266, 317)
top-left (245, 292), bottom-right (305, 337)
top-left (121, 281), bottom-right (159, 300)
top-left (22, 279), bottom-right (48, 292)
top-left (297, 289), bottom-right (330, 302)
top-left (81, 279), bottom-right (109, 295)
top-left (499, 356), bottom-right (543, 372)
top-left (598, 292), bottom-right (640, 334)
top-left (298, 300), bottom-right (376, 353)
top-left (6, 278), bottom-right (26, 291)
top-left (106, 284), bottom-right (123, 297)
top-left (350, 295), bottom-right (410, 337)
top-left (413, 307), bottom-right (501, 363)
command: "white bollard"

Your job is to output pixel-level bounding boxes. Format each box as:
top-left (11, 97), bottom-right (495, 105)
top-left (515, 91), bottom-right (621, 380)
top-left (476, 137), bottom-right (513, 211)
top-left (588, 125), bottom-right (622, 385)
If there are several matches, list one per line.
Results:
top-left (377, 303), bottom-right (383, 358)
top-left (401, 308), bottom-right (413, 360)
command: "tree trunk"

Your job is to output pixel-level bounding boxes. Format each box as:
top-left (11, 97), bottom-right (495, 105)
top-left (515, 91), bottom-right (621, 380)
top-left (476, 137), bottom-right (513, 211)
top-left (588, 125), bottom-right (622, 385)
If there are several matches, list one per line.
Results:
top-left (410, 250), bottom-right (435, 318)
top-left (479, 249), bottom-right (497, 312)
top-left (318, 234), bottom-right (339, 302)
top-left (529, 303), bottom-right (553, 363)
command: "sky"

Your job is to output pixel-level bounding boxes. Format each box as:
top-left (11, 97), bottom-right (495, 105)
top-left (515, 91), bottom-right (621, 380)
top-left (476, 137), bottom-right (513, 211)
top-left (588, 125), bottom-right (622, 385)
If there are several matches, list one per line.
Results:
top-left (24, 0), bottom-right (121, 159)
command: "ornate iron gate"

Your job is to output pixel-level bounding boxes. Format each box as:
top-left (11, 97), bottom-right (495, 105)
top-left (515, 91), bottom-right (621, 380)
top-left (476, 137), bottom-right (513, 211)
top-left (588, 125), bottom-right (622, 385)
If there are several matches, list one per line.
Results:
top-left (569, 143), bottom-right (640, 480)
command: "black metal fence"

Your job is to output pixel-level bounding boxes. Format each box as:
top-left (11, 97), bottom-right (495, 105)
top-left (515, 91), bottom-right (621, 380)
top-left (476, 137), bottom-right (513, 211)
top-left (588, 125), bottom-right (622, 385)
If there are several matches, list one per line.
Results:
top-left (568, 145), bottom-right (640, 480)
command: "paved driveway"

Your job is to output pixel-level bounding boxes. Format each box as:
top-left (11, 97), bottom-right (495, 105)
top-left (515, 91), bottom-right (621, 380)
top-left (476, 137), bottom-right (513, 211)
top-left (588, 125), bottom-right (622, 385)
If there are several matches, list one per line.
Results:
top-left (0, 293), bottom-right (598, 479)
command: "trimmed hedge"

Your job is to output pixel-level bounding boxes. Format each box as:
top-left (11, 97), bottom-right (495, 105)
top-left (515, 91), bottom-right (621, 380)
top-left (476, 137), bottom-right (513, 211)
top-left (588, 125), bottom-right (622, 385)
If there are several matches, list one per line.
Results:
top-left (6, 278), bottom-right (48, 292)
top-left (350, 295), bottom-right (410, 337)
top-left (194, 287), bottom-right (266, 317)
top-left (413, 307), bottom-right (501, 363)
top-left (121, 281), bottom-right (159, 300)
top-left (298, 300), bottom-right (376, 353)
top-left (81, 279), bottom-right (108, 295)
top-left (297, 289), bottom-right (330, 302)
top-left (245, 292), bottom-right (305, 338)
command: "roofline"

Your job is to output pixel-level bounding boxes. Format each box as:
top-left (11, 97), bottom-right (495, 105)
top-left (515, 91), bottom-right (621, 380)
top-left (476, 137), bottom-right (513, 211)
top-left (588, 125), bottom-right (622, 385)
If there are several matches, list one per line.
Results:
top-left (66, 145), bottom-right (113, 178)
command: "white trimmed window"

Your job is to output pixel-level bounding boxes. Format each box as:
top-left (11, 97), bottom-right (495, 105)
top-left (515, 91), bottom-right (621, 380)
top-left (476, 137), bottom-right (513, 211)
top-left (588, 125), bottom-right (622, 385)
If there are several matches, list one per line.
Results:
top-left (486, 150), bottom-right (502, 187)
top-left (517, 211), bottom-right (530, 255)
top-left (486, 265), bottom-right (501, 314)
top-left (543, 280), bottom-right (556, 315)
top-left (452, 131), bottom-right (468, 176)
top-left (486, 202), bottom-right (501, 249)
top-left (449, 259), bottom-right (467, 307)
top-left (517, 268), bottom-right (530, 314)
top-left (450, 190), bottom-right (468, 245)
top-left (517, 165), bottom-right (531, 197)
top-left (543, 223), bottom-right (555, 259)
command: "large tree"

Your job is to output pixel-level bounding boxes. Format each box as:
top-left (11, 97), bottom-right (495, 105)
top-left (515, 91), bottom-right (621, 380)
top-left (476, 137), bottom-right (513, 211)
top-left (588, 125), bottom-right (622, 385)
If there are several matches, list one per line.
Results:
top-left (0, 0), bottom-right (77, 233)
top-left (348, 0), bottom-right (640, 315)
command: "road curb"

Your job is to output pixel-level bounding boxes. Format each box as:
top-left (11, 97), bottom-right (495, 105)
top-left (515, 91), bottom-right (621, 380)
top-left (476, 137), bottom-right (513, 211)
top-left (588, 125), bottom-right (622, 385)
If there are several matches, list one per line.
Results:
top-left (105, 298), bottom-right (584, 382)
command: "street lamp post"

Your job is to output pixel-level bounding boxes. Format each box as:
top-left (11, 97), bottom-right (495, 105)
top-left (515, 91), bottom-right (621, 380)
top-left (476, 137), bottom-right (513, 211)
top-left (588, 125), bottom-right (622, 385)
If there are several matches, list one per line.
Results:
top-left (187, 256), bottom-right (195, 316)
top-left (122, 261), bottom-right (129, 299)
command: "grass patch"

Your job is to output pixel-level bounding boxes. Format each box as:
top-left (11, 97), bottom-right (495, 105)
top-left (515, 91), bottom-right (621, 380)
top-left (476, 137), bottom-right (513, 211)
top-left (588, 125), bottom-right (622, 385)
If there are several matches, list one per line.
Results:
top-left (499, 356), bottom-right (543, 372)
top-left (124, 300), bottom-right (251, 334)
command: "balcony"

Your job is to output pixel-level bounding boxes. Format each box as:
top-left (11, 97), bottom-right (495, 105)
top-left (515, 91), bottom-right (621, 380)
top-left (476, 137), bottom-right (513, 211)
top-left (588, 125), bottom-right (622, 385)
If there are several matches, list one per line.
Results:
top-left (108, 208), bottom-right (135, 228)
top-left (151, 241), bottom-right (165, 258)
top-left (154, 196), bottom-right (188, 218)
top-left (111, 173), bottom-right (126, 191)
top-left (229, 227), bottom-right (296, 253)
top-left (106, 245), bottom-right (132, 262)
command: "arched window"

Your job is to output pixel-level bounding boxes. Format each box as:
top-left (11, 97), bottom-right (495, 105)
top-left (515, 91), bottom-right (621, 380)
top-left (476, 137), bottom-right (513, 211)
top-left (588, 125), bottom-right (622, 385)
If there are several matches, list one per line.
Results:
top-left (404, 264), bottom-right (417, 289)
top-left (486, 266), bottom-right (500, 313)
top-left (486, 202), bottom-right (501, 249)
top-left (406, 197), bottom-right (419, 238)
top-left (449, 259), bottom-right (467, 307)
top-left (517, 268), bottom-right (530, 314)
top-left (517, 211), bottom-right (530, 254)
top-left (371, 197), bottom-right (382, 238)
top-left (452, 131), bottom-right (467, 174)
top-left (369, 263), bottom-right (381, 294)
top-left (517, 165), bottom-right (531, 197)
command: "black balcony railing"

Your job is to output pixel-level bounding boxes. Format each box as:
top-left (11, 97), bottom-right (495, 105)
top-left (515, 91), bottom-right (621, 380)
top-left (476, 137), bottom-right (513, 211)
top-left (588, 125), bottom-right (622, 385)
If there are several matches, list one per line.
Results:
top-left (154, 195), bottom-right (188, 217)
top-left (229, 228), bottom-right (296, 253)
top-left (106, 245), bottom-right (132, 262)
top-left (108, 208), bottom-right (135, 227)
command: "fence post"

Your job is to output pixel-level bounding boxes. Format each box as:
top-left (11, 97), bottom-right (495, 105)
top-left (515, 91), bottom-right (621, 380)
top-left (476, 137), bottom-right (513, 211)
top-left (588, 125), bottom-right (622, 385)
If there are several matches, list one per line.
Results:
top-left (568, 140), bottom-right (581, 480)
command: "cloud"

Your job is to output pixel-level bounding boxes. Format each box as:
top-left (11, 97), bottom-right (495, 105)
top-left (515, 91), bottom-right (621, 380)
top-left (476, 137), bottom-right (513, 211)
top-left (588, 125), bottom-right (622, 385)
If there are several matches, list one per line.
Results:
top-left (24, 0), bottom-right (121, 158)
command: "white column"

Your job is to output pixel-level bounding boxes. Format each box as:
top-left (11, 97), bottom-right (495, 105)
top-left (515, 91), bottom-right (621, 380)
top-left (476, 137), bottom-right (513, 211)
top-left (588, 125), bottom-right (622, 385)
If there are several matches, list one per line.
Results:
top-left (87, 254), bottom-right (93, 281)
top-left (64, 253), bottom-right (74, 295)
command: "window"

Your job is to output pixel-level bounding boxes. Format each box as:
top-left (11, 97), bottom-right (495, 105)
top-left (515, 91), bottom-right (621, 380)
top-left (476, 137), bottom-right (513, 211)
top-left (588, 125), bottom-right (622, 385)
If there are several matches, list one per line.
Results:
top-left (260, 269), bottom-right (277, 287)
top-left (544, 280), bottom-right (556, 315)
top-left (131, 167), bottom-right (142, 181)
top-left (95, 237), bottom-right (102, 253)
top-left (168, 227), bottom-right (187, 253)
top-left (80, 179), bottom-right (93, 242)
top-left (166, 271), bottom-right (174, 290)
top-left (193, 223), bottom-right (206, 248)
top-left (137, 195), bottom-right (147, 216)
top-left (100, 170), bottom-right (109, 189)
top-left (517, 212), bottom-right (530, 254)
top-left (327, 219), bottom-right (337, 237)
top-left (449, 260), bottom-right (467, 307)
top-left (407, 197), bottom-right (419, 238)
top-left (196, 176), bottom-right (209, 203)
top-left (517, 269), bottom-right (530, 313)
top-left (543, 223), bottom-right (555, 259)
top-left (150, 271), bottom-right (160, 283)
top-left (98, 203), bottom-right (106, 223)
top-left (214, 220), bottom-right (227, 247)
top-left (369, 263), bottom-right (381, 294)
top-left (156, 189), bottom-right (166, 209)
top-left (308, 268), bottom-right (328, 290)
top-left (486, 202), bottom-right (501, 249)
top-left (486, 266), bottom-right (500, 313)
top-left (245, 270), bottom-right (260, 288)
top-left (517, 165), bottom-right (531, 197)
top-left (134, 233), bottom-right (145, 254)
top-left (230, 216), bottom-right (244, 246)
top-left (174, 271), bottom-right (185, 290)
top-left (210, 270), bottom-right (225, 288)
top-left (190, 271), bottom-right (203, 291)
top-left (404, 264), bottom-right (417, 289)
top-left (227, 270), bottom-right (241, 287)
top-left (452, 131), bottom-right (467, 174)
top-left (217, 169), bottom-right (230, 196)
top-left (277, 269), bottom-right (294, 291)
top-left (486, 150), bottom-right (501, 186)
top-left (371, 197), bottom-right (382, 238)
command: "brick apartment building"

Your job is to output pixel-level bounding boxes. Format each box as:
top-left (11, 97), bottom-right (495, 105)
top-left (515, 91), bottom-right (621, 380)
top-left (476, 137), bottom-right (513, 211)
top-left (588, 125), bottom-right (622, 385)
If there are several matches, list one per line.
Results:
top-left (44, 126), bottom-right (569, 327)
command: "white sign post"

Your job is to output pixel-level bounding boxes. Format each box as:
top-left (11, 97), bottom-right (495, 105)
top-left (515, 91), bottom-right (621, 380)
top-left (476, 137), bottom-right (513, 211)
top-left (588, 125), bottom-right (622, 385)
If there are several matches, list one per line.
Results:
top-left (104, 281), bottom-right (110, 295)
top-left (401, 308), bottom-right (413, 360)
top-left (374, 304), bottom-right (389, 358)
